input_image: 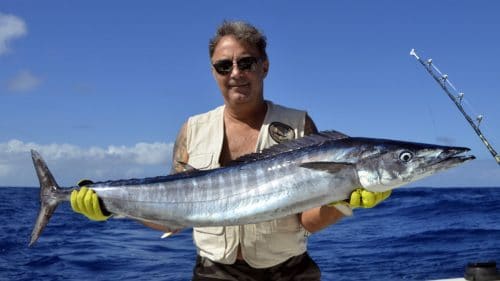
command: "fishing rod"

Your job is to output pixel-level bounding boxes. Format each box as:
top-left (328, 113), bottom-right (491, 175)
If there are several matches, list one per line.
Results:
top-left (410, 49), bottom-right (500, 166)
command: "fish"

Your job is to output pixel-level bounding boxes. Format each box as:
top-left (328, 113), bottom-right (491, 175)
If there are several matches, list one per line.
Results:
top-left (29, 131), bottom-right (474, 246)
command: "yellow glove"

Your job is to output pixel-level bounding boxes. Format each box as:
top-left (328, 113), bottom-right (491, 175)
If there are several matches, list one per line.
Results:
top-left (329, 188), bottom-right (392, 215)
top-left (348, 188), bottom-right (392, 209)
top-left (70, 180), bottom-right (111, 221)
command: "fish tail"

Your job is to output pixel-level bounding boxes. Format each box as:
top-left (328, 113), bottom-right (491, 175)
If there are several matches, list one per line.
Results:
top-left (29, 150), bottom-right (63, 247)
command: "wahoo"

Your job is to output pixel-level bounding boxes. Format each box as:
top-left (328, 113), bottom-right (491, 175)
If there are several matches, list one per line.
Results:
top-left (29, 131), bottom-right (474, 246)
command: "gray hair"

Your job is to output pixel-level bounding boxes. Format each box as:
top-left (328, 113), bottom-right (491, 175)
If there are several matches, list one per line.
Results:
top-left (209, 20), bottom-right (268, 60)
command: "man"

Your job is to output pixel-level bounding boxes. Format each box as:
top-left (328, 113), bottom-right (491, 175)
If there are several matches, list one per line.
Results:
top-left (71, 21), bottom-right (390, 280)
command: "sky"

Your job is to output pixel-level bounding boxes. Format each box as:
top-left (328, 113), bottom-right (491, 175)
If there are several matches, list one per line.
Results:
top-left (1, 0), bottom-right (499, 187)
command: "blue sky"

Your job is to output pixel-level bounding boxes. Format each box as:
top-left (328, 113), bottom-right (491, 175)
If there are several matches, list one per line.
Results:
top-left (1, 1), bottom-right (499, 187)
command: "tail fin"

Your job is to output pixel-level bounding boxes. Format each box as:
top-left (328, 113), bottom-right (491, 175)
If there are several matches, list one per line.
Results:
top-left (29, 150), bottom-right (62, 247)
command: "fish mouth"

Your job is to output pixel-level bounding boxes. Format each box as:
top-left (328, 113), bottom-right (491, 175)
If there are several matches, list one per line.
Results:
top-left (435, 147), bottom-right (475, 167)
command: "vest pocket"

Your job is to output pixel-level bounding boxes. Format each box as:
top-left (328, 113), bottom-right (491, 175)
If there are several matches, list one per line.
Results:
top-left (193, 226), bottom-right (226, 260)
top-left (254, 215), bottom-right (306, 259)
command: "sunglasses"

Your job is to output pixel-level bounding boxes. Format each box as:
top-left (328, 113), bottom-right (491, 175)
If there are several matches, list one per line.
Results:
top-left (212, 56), bottom-right (259, 75)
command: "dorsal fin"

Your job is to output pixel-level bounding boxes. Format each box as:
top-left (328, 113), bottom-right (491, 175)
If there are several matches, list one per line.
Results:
top-left (227, 130), bottom-right (349, 165)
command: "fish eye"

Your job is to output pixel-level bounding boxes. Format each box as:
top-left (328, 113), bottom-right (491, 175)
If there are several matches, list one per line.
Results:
top-left (399, 151), bottom-right (414, 162)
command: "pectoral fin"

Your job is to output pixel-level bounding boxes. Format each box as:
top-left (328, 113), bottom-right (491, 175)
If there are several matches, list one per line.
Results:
top-left (299, 161), bottom-right (354, 174)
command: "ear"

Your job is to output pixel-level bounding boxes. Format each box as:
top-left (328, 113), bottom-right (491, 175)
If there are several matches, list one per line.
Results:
top-left (262, 59), bottom-right (269, 78)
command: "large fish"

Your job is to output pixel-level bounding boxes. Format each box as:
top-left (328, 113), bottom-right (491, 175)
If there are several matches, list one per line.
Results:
top-left (29, 131), bottom-right (474, 246)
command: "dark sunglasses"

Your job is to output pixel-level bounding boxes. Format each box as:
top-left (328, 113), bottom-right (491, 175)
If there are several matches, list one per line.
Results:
top-left (212, 56), bottom-right (259, 75)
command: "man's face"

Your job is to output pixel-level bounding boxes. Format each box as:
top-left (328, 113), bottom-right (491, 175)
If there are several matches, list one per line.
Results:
top-left (211, 35), bottom-right (269, 108)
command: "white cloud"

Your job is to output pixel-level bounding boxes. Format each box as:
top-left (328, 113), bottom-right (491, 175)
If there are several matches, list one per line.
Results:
top-left (0, 140), bottom-right (174, 187)
top-left (7, 70), bottom-right (41, 92)
top-left (0, 12), bottom-right (27, 55)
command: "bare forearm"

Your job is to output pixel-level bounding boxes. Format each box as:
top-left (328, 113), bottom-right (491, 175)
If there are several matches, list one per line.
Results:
top-left (139, 220), bottom-right (173, 232)
top-left (300, 205), bottom-right (344, 233)
top-left (139, 220), bottom-right (181, 237)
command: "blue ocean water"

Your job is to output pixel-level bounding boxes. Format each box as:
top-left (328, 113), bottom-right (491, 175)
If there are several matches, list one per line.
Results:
top-left (0, 187), bottom-right (499, 281)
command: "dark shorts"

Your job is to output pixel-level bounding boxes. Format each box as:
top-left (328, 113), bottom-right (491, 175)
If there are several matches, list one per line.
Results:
top-left (192, 252), bottom-right (321, 281)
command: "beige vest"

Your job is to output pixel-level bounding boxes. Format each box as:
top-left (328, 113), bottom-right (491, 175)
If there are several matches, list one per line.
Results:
top-left (186, 101), bottom-right (308, 268)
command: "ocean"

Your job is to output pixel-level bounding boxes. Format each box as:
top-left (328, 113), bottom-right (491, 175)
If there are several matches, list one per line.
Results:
top-left (1, 187), bottom-right (499, 281)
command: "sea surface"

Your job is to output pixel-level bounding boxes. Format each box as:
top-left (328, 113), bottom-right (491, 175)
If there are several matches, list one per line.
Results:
top-left (1, 187), bottom-right (499, 281)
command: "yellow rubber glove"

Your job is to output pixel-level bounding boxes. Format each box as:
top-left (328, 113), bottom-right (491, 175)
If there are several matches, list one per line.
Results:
top-left (329, 188), bottom-right (392, 216)
top-left (348, 188), bottom-right (392, 209)
top-left (70, 182), bottom-right (110, 221)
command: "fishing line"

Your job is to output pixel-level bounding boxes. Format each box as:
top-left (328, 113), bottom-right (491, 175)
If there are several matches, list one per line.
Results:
top-left (431, 64), bottom-right (458, 91)
top-left (410, 49), bottom-right (500, 166)
top-left (426, 105), bottom-right (439, 141)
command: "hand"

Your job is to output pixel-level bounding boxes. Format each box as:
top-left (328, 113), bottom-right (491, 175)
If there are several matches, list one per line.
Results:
top-left (70, 180), bottom-right (110, 221)
top-left (328, 188), bottom-right (392, 216)
top-left (348, 188), bottom-right (392, 209)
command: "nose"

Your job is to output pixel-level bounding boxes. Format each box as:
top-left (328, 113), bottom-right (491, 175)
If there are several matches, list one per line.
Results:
top-left (229, 61), bottom-right (242, 78)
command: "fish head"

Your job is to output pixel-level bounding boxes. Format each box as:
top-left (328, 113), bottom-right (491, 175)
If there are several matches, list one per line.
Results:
top-left (352, 138), bottom-right (475, 192)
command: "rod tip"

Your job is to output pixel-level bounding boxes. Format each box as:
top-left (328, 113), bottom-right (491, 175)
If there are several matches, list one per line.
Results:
top-left (409, 48), bottom-right (419, 59)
